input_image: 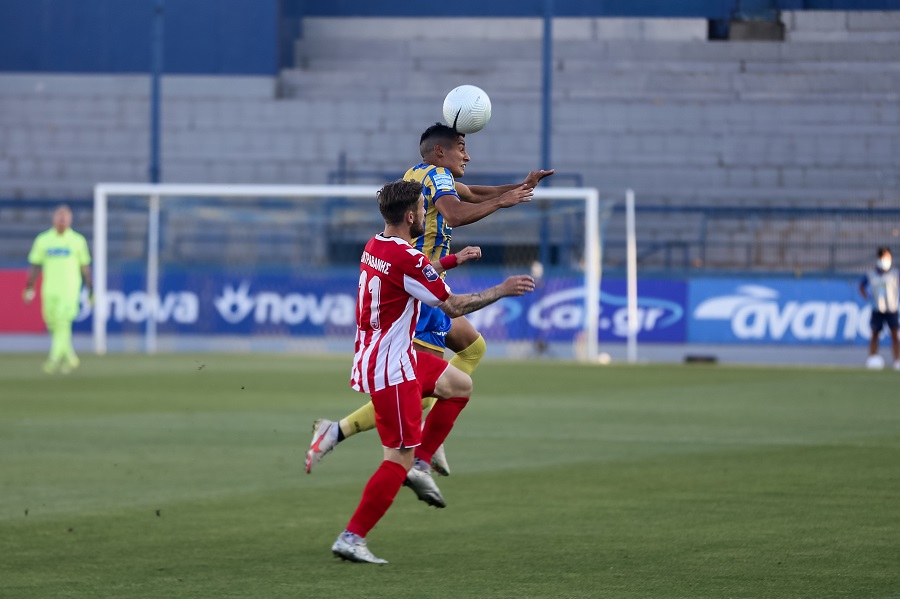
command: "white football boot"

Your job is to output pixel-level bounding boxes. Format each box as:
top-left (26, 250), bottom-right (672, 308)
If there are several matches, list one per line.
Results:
top-left (331, 531), bottom-right (388, 564)
top-left (403, 460), bottom-right (446, 508)
top-left (430, 444), bottom-right (451, 477)
top-left (305, 419), bottom-right (339, 474)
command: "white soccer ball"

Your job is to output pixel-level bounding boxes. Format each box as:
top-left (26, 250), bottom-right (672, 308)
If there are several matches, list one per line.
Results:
top-left (866, 354), bottom-right (885, 370)
top-left (443, 85), bottom-right (492, 134)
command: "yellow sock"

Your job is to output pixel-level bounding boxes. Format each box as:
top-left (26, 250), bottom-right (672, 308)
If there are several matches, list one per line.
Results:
top-left (421, 396), bottom-right (437, 411)
top-left (339, 401), bottom-right (377, 439)
top-left (448, 335), bottom-right (486, 376)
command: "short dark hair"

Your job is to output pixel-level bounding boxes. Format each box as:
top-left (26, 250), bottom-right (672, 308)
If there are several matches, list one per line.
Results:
top-left (877, 246), bottom-right (891, 258)
top-left (377, 179), bottom-right (423, 225)
top-left (419, 122), bottom-right (463, 158)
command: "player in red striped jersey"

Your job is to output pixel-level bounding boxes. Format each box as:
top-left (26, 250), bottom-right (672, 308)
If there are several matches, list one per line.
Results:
top-left (332, 180), bottom-right (534, 564)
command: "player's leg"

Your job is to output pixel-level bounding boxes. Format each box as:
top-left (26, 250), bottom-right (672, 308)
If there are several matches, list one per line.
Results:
top-left (868, 334), bottom-right (880, 357)
top-left (41, 295), bottom-right (62, 373)
top-left (892, 329), bottom-right (900, 369)
top-left (305, 405), bottom-right (370, 474)
top-left (446, 316), bottom-right (487, 376)
top-left (888, 313), bottom-right (899, 369)
top-left (58, 297), bottom-right (80, 374)
top-left (333, 444), bottom-right (411, 564)
top-left (305, 395), bottom-right (380, 473)
top-left (868, 312), bottom-right (883, 357)
top-left (332, 381), bottom-right (421, 563)
top-left (424, 316), bottom-right (486, 475)
top-left (414, 353), bottom-right (471, 475)
top-left (413, 308), bottom-right (453, 474)
top-left (399, 352), bottom-right (465, 507)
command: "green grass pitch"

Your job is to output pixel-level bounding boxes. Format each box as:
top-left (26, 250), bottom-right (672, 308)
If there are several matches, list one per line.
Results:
top-left (1, 353), bottom-right (898, 598)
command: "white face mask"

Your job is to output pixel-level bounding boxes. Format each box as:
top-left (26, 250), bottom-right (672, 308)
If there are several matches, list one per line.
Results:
top-left (878, 257), bottom-right (892, 271)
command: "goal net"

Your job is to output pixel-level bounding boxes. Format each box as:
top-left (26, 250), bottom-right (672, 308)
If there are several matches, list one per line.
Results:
top-left (91, 183), bottom-right (609, 361)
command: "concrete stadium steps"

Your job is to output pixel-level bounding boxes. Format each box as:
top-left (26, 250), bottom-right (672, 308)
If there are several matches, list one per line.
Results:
top-left (553, 38), bottom-right (900, 62)
top-left (600, 212), bottom-right (890, 272)
top-left (289, 37), bottom-right (900, 100)
top-left (784, 10), bottom-right (900, 42)
top-left (2, 87), bottom-right (896, 206)
top-left (2, 13), bottom-right (899, 220)
top-left (1, 127), bottom-right (148, 161)
top-left (295, 16), bottom-right (707, 44)
top-left (294, 37), bottom-right (900, 68)
top-left (285, 17), bottom-right (899, 211)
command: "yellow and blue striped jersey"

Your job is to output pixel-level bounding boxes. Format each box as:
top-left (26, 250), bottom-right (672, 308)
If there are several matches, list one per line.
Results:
top-left (404, 162), bottom-right (459, 261)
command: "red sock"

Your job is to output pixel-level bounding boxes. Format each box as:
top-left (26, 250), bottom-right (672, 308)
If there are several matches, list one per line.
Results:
top-left (415, 396), bottom-right (469, 464)
top-left (346, 460), bottom-right (408, 537)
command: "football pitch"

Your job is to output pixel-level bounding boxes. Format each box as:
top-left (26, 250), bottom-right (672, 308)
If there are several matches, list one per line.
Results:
top-left (1, 354), bottom-right (898, 599)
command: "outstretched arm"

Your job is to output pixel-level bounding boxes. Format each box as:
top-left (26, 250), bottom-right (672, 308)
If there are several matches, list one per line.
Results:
top-left (456, 169), bottom-right (555, 204)
top-left (440, 275), bottom-right (535, 318)
top-left (435, 186), bottom-right (533, 228)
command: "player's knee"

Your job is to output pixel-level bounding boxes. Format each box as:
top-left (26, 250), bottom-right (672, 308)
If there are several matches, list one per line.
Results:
top-left (384, 447), bottom-right (415, 471)
top-left (454, 372), bottom-right (473, 398)
top-left (435, 365), bottom-right (472, 399)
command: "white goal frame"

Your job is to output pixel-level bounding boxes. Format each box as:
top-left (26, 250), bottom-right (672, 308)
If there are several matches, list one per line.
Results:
top-left (92, 183), bottom-right (607, 361)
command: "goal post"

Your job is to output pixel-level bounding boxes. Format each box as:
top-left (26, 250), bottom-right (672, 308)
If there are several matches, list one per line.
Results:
top-left (92, 182), bottom-right (608, 361)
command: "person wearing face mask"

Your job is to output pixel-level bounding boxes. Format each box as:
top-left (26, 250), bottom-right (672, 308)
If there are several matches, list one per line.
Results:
top-left (859, 246), bottom-right (899, 370)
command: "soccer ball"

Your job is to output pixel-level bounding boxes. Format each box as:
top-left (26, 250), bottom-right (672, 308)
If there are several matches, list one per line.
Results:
top-left (865, 354), bottom-right (885, 370)
top-left (443, 85), bottom-right (492, 134)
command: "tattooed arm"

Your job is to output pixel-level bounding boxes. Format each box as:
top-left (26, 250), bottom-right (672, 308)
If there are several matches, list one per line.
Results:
top-left (439, 275), bottom-right (535, 318)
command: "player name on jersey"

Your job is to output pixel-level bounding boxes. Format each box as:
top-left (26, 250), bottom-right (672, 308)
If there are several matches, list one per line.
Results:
top-left (361, 251), bottom-right (390, 275)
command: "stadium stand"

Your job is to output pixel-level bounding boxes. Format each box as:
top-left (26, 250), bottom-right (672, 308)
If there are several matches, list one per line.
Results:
top-left (1, 7), bottom-right (898, 272)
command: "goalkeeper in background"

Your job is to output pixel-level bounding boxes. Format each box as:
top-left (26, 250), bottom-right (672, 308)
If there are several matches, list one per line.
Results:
top-left (23, 204), bottom-right (93, 374)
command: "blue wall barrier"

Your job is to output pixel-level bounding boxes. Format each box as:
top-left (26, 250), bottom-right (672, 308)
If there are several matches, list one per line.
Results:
top-left (4, 1), bottom-right (899, 75)
top-left (68, 268), bottom-right (874, 346)
top-left (290, 0), bottom-right (734, 18)
top-left (0, 0), bottom-right (279, 74)
top-left (291, 0), bottom-right (899, 18)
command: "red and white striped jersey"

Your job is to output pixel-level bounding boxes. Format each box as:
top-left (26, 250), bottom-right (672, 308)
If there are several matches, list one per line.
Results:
top-left (351, 234), bottom-right (451, 393)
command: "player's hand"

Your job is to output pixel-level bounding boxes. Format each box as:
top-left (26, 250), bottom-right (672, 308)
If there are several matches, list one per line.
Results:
top-left (497, 184), bottom-right (534, 208)
top-left (455, 246), bottom-right (481, 266)
top-left (500, 275), bottom-right (536, 297)
top-left (523, 169), bottom-right (554, 188)
top-left (22, 288), bottom-right (35, 304)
